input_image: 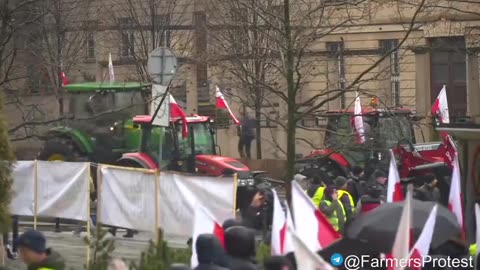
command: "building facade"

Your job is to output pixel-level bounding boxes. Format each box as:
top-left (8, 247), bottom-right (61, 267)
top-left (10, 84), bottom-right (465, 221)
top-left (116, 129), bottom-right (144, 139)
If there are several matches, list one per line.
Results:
top-left (6, 0), bottom-right (480, 159)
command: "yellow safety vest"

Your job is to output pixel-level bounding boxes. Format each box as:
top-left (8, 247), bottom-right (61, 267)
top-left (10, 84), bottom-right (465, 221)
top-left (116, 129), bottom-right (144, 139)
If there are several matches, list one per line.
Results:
top-left (322, 200), bottom-right (346, 232)
top-left (312, 186), bottom-right (326, 207)
top-left (470, 244), bottom-right (477, 257)
top-left (338, 190), bottom-right (355, 209)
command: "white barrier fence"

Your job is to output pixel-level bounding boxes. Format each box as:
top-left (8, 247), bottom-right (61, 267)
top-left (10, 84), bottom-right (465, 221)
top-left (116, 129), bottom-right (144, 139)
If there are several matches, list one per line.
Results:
top-left (11, 161), bottom-right (237, 238)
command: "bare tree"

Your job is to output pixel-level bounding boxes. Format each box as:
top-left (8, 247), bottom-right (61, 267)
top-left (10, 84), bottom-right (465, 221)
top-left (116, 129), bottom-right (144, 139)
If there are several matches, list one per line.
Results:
top-left (209, 0), bottom-right (428, 187)
top-left (108, 0), bottom-right (193, 82)
top-left (23, 0), bottom-right (92, 115)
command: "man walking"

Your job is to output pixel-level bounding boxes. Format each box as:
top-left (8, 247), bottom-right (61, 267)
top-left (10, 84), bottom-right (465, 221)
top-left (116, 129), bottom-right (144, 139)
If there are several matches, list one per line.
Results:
top-left (238, 113), bottom-right (256, 159)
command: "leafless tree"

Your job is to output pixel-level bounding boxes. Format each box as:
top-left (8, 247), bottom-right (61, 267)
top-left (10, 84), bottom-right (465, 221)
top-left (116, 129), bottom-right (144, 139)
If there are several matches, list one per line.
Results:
top-left (208, 0), bottom-right (428, 187)
top-left (108, 0), bottom-right (193, 82)
top-left (23, 0), bottom-right (92, 115)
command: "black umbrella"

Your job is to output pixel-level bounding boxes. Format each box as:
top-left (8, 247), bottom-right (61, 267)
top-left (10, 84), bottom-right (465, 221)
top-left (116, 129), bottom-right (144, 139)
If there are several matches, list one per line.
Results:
top-left (318, 237), bottom-right (381, 259)
top-left (345, 199), bottom-right (460, 252)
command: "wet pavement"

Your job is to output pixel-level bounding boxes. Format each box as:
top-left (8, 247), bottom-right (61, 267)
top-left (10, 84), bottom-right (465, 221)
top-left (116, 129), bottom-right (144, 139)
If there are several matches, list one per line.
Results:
top-left (5, 224), bottom-right (188, 270)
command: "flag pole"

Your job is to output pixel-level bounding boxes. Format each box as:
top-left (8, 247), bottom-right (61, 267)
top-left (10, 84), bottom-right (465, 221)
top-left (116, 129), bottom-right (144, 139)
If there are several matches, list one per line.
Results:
top-left (150, 81), bottom-right (172, 124)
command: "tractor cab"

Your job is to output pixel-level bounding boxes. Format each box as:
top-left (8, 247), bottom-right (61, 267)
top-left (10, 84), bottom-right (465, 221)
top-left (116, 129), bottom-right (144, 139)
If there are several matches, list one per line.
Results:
top-left (125, 115), bottom-right (252, 178)
top-left (37, 82), bottom-right (149, 164)
top-left (297, 105), bottom-right (417, 180)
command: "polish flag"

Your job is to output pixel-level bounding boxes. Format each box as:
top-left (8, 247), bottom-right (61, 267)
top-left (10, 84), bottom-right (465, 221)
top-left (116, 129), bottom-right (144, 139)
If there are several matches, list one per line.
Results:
top-left (386, 191), bottom-right (412, 270)
top-left (271, 189), bottom-right (294, 255)
top-left (170, 94), bottom-right (188, 138)
top-left (354, 91), bottom-right (365, 143)
top-left (191, 204), bottom-right (225, 268)
top-left (108, 52), bottom-right (115, 82)
top-left (448, 155), bottom-right (465, 239)
top-left (215, 86), bottom-right (240, 125)
top-left (291, 181), bottom-right (340, 251)
top-left (410, 205), bottom-right (438, 270)
top-left (431, 85), bottom-right (449, 124)
top-left (387, 150), bottom-right (404, 202)
top-left (59, 71), bottom-right (68, 87)
top-left (288, 227), bottom-right (334, 270)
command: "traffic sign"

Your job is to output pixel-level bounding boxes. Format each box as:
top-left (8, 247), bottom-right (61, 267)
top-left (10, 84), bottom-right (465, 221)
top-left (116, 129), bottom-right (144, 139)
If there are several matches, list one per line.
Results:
top-left (147, 47), bottom-right (177, 86)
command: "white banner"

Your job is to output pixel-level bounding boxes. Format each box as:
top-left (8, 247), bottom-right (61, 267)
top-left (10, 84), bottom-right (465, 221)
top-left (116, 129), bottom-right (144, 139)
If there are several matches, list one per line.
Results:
top-left (10, 161), bottom-right (35, 216)
top-left (100, 166), bottom-right (157, 231)
top-left (159, 172), bottom-right (236, 238)
top-left (36, 161), bottom-right (89, 221)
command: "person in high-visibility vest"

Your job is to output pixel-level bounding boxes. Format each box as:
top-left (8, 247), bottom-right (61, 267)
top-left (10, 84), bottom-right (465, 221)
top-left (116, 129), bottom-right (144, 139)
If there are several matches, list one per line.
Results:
top-left (319, 186), bottom-right (346, 233)
top-left (335, 176), bottom-right (355, 220)
top-left (16, 230), bottom-right (66, 270)
top-left (306, 176), bottom-right (326, 208)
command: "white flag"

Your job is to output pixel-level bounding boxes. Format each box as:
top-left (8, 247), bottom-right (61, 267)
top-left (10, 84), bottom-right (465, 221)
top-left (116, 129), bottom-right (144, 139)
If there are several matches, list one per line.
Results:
top-left (108, 52), bottom-right (115, 82)
top-left (354, 91), bottom-right (365, 143)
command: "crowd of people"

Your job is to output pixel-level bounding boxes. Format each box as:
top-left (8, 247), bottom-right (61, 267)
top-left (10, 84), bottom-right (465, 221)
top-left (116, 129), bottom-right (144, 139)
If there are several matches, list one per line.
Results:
top-left (304, 166), bottom-right (444, 233)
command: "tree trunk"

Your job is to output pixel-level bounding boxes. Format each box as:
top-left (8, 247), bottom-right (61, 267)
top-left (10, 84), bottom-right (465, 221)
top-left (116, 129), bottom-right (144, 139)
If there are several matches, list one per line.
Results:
top-left (255, 105), bottom-right (262, 159)
top-left (58, 96), bottom-right (64, 116)
top-left (284, 0), bottom-right (295, 206)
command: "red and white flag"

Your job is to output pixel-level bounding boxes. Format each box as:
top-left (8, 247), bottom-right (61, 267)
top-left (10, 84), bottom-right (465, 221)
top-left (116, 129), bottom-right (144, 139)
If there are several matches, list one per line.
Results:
top-left (191, 204), bottom-right (225, 268)
top-left (291, 181), bottom-right (340, 251)
top-left (170, 94), bottom-right (188, 138)
top-left (59, 71), bottom-right (68, 87)
top-left (431, 85), bottom-right (449, 124)
top-left (215, 86), bottom-right (240, 125)
top-left (271, 189), bottom-right (294, 255)
top-left (354, 91), bottom-right (365, 143)
top-left (108, 52), bottom-right (115, 82)
top-left (387, 191), bottom-right (412, 270)
top-left (387, 150), bottom-right (404, 202)
top-left (410, 205), bottom-right (438, 270)
top-left (289, 227), bottom-right (334, 270)
top-left (449, 154), bottom-right (465, 239)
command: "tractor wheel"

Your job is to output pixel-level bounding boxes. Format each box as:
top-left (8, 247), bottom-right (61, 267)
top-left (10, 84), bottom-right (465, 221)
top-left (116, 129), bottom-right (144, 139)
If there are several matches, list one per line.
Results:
top-left (37, 137), bottom-right (88, 162)
top-left (296, 158), bottom-right (345, 184)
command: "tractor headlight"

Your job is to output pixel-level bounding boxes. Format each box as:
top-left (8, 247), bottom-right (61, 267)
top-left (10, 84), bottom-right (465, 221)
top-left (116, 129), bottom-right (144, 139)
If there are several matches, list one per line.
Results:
top-left (238, 178), bottom-right (255, 186)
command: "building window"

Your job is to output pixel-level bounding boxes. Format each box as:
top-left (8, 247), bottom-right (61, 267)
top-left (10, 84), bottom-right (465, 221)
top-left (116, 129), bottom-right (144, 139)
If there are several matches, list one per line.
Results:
top-left (118, 18), bottom-right (135, 58)
top-left (86, 33), bottom-right (95, 59)
top-left (121, 32), bottom-right (135, 57)
top-left (327, 41), bottom-right (346, 108)
top-left (153, 14), bottom-right (172, 47)
top-left (380, 39), bottom-right (400, 106)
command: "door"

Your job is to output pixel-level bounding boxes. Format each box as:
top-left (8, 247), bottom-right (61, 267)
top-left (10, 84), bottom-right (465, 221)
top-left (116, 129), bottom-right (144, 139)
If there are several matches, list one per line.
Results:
top-left (430, 37), bottom-right (467, 118)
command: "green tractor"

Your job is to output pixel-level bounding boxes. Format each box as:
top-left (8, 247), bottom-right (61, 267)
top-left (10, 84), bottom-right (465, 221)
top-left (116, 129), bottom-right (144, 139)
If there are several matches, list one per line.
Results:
top-left (37, 82), bottom-right (149, 164)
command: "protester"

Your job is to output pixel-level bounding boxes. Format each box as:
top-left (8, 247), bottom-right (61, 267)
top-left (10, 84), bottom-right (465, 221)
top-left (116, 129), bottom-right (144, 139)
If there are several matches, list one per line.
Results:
top-left (415, 174), bottom-right (441, 202)
top-left (194, 234), bottom-right (229, 270)
top-left (306, 176), bottom-right (325, 207)
top-left (238, 113), bottom-right (256, 159)
top-left (16, 230), bottom-right (65, 270)
top-left (335, 176), bottom-right (355, 220)
top-left (355, 183), bottom-right (386, 214)
top-left (319, 186), bottom-right (345, 233)
top-left (370, 169), bottom-right (387, 195)
top-left (264, 256), bottom-right (293, 270)
top-left (224, 226), bottom-right (259, 270)
top-left (3, 215), bottom-right (19, 259)
top-left (241, 191), bottom-right (266, 230)
top-left (347, 166), bottom-right (366, 202)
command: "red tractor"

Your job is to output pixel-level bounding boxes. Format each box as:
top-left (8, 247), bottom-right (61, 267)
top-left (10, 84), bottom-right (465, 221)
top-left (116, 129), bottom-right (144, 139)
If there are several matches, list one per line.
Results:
top-left (117, 114), bottom-right (272, 215)
top-left (295, 104), bottom-right (455, 182)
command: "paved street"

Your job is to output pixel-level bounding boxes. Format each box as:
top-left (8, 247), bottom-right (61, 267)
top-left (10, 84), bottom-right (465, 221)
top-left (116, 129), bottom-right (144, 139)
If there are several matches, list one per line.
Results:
top-left (5, 224), bottom-right (189, 270)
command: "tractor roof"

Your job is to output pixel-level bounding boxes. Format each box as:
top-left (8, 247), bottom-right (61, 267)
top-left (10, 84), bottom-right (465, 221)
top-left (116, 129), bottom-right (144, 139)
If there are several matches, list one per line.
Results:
top-left (324, 107), bottom-right (413, 115)
top-left (65, 82), bottom-right (146, 92)
top-left (133, 115), bottom-right (211, 124)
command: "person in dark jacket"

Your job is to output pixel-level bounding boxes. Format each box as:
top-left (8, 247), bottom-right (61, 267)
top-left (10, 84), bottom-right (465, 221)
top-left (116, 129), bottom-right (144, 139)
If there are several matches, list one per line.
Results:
top-left (225, 226), bottom-right (259, 270)
top-left (194, 234), bottom-right (229, 270)
top-left (370, 169), bottom-right (387, 195)
top-left (415, 174), bottom-right (441, 202)
top-left (238, 113), bottom-right (256, 159)
top-left (264, 256), bottom-right (294, 270)
top-left (16, 230), bottom-right (65, 270)
top-left (356, 183), bottom-right (386, 214)
top-left (347, 166), bottom-right (366, 202)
